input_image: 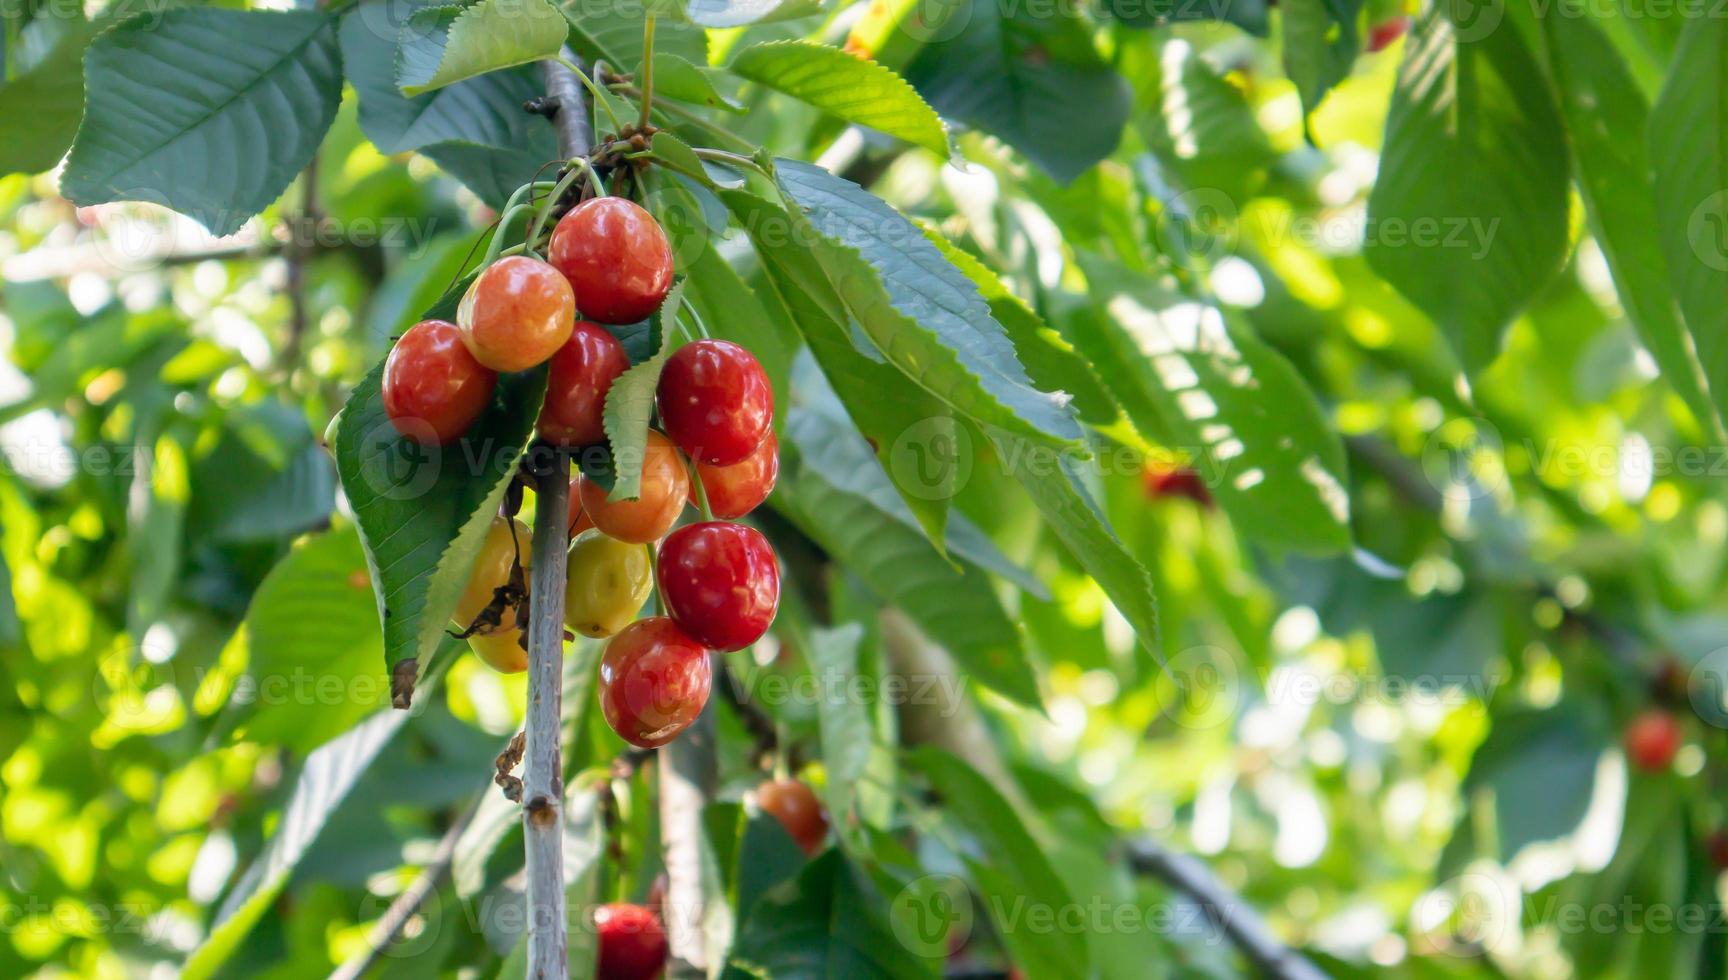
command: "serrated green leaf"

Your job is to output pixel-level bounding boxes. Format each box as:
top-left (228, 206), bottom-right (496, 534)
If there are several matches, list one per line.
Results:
top-left (423, 139), bottom-right (560, 208)
top-left (805, 623), bottom-right (870, 827)
top-left (773, 449), bottom-right (1039, 708)
top-left (682, 237), bottom-right (797, 416)
top-left (775, 159), bottom-right (1083, 448)
top-left (908, 748), bottom-right (1086, 979)
top-left (1365, 0), bottom-right (1570, 371)
top-left (1650, 16), bottom-right (1728, 438)
top-left (603, 279), bottom-right (686, 503)
top-left (395, 0), bottom-right (568, 97)
top-left (1124, 35), bottom-right (1274, 202)
top-left (332, 315), bottom-right (547, 701)
top-left (723, 189), bottom-right (954, 550)
top-left (342, 5), bottom-right (557, 155)
top-left (904, 0), bottom-right (1128, 183)
top-left (61, 9), bottom-right (342, 237)
top-left (730, 40), bottom-right (948, 156)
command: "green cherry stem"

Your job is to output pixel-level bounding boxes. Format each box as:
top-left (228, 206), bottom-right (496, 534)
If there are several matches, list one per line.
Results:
top-left (686, 454), bottom-right (713, 523)
top-left (482, 203), bottom-right (533, 265)
top-left (639, 16), bottom-right (657, 133)
top-left (691, 147), bottom-right (772, 179)
top-left (559, 56), bottom-right (622, 132)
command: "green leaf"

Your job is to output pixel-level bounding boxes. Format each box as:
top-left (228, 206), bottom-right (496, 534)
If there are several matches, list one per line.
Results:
top-left (602, 279), bottom-right (686, 503)
top-left (904, 0), bottom-right (1129, 183)
top-left (182, 707), bottom-right (421, 979)
top-left (127, 425), bottom-right (190, 638)
top-left (0, 549), bottom-right (17, 650)
top-left (785, 378), bottom-right (1045, 597)
top-left (686, 0), bottom-right (823, 27)
top-left (645, 52), bottom-right (744, 112)
top-left (1364, 0), bottom-right (1571, 371)
top-left (1099, 0), bottom-right (1270, 34)
top-left (0, 11), bottom-right (96, 175)
top-left (775, 159), bottom-right (1082, 447)
top-left (395, 0), bottom-right (568, 96)
top-left (61, 9), bottom-right (343, 237)
top-left (986, 428), bottom-right (1163, 663)
top-left (189, 403), bottom-right (335, 544)
top-left (342, 6), bottom-right (556, 155)
top-left (723, 189), bottom-right (955, 549)
top-left (1068, 259), bottom-right (1353, 553)
top-left (559, 0), bottom-right (706, 69)
top-left (682, 237), bottom-right (798, 414)
top-left (219, 529), bottom-right (387, 753)
top-left (423, 140), bottom-right (558, 208)
top-left (805, 623), bottom-right (870, 823)
top-left (1125, 35), bottom-right (1275, 202)
top-left (730, 41), bottom-right (948, 157)
top-left (332, 321), bottom-right (548, 705)
top-left (730, 850), bottom-right (937, 979)
top-left (774, 445), bottom-right (1039, 708)
top-left (1459, 704), bottom-right (1607, 859)
top-left (1650, 16), bottom-right (1728, 437)
top-left (908, 748), bottom-right (1086, 978)
top-left (1283, 0), bottom-right (1363, 121)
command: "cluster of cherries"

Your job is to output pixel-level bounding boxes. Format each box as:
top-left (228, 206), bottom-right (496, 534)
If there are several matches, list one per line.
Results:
top-left (381, 193), bottom-right (781, 751)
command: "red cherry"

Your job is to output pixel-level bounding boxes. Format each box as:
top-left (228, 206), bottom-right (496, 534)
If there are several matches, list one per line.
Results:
top-left (656, 340), bottom-right (773, 466)
top-left (382, 319), bottom-right (497, 445)
top-left (656, 521), bottom-right (779, 651)
top-left (539, 320), bottom-right (630, 446)
top-left (457, 255), bottom-right (575, 372)
top-left (1625, 709), bottom-right (1682, 772)
top-left (692, 431), bottom-right (779, 518)
top-left (1365, 16), bottom-right (1408, 53)
top-left (594, 903), bottom-right (667, 980)
top-left (1142, 464), bottom-right (1214, 508)
top-left (549, 197), bottom-right (674, 324)
top-left (598, 616), bottom-right (711, 748)
top-left (756, 778), bottom-right (827, 855)
top-left (578, 430), bottom-right (690, 544)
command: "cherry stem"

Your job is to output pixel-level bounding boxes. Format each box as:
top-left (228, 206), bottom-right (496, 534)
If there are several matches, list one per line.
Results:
top-left (686, 454), bottom-right (713, 523)
top-left (692, 147), bottom-right (771, 179)
top-left (638, 16), bottom-right (657, 133)
top-left (526, 164), bottom-right (586, 250)
top-left (482, 203), bottom-right (534, 266)
top-left (560, 56), bottom-right (622, 132)
top-left (611, 85), bottom-right (754, 152)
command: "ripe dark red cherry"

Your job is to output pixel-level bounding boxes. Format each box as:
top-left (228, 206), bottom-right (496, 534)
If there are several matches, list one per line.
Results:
top-left (693, 431), bottom-right (779, 519)
top-left (598, 616), bottom-right (712, 748)
top-left (1142, 464), bottom-right (1213, 508)
top-left (594, 902), bottom-right (667, 980)
top-left (1625, 709), bottom-right (1682, 772)
top-left (382, 319), bottom-right (496, 445)
top-left (539, 320), bottom-right (629, 446)
top-left (656, 340), bottom-right (774, 466)
top-left (456, 255), bottom-right (575, 372)
top-left (656, 521), bottom-right (779, 651)
top-left (578, 430), bottom-right (690, 544)
top-left (756, 778), bottom-right (828, 855)
top-left (549, 197), bottom-right (674, 324)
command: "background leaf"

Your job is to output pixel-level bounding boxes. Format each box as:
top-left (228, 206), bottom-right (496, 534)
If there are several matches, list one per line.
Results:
top-left (395, 0), bottom-right (568, 97)
top-left (730, 41), bottom-right (949, 156)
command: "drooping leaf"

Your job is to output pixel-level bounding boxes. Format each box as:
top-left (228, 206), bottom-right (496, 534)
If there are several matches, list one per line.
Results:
top-left (730, 850), bottom-right (938, 979)
top-left (730, 41), bottom-right (949, 156)
top-left (602, 279), bottom-right (686, 502)
top-left (61, 9), bottom-right (343, 236)
top-left (1650, 16), bottom-right (1728, 436)
top-left (1364, 0), bottom-right (1571, 370)
top-left (1066, 258), bottom-right (1353, 553)
top-left (773, 446), bottom-right (1040, 708)
top-left (904, 0), bottom-right (1129, 183)
top-left (342, 6), bottom-right (557, 155)
top-left (1283, 0), bottom-right (1364, 120)
top-left (775, 159), bottom-right (1083, 447)
top-left (723, 189), bottom-right (955, 549)
top-left (395, 0), bottom-right (568, 96)
top-left (332, 313), bottom-right (548, 706)
top-left (909, 748), bottom-right (1086, 978)
top-left (643, 52), bottom-right (744, 112)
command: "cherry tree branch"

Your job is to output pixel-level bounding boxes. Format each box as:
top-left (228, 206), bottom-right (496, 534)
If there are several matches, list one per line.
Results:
top-left (523, 451), bottom-right (572, 977)
top-left (659, 659), bottom-right (719, 976)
